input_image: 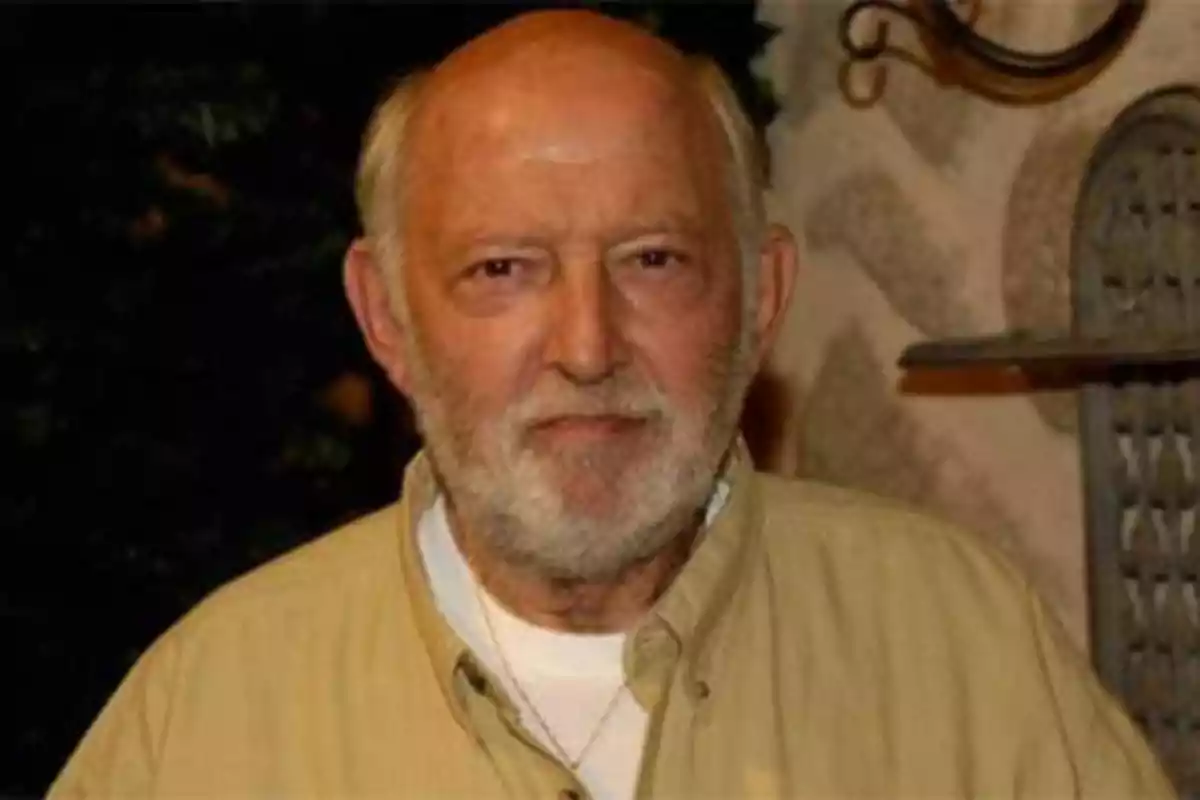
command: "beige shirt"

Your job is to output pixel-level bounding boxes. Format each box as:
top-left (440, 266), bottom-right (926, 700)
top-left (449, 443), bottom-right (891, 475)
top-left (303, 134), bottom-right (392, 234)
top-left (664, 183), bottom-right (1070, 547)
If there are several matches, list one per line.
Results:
top-left (50, 446), bottom-right (1176, 798)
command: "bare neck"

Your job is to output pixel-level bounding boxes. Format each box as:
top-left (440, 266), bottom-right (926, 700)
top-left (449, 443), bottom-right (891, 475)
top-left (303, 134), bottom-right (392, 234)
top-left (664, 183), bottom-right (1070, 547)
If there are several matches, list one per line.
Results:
top-left (449, 508), bottom-right (699, 634)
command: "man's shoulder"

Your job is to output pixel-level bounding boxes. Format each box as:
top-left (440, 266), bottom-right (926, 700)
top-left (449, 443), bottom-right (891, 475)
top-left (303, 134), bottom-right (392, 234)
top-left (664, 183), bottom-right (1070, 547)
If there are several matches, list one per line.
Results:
top-left (745, 471), bottom-right (1059, 683)
top-left (167, 502), bottom-right (406, 643)
top-left (748, 471), bottom-right (1030, 596)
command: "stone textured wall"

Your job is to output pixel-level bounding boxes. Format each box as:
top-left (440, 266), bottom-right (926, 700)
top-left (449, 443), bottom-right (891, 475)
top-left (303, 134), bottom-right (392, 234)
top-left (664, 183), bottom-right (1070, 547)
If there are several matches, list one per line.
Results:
top-left (754, 0), bottom-right (1200, 648)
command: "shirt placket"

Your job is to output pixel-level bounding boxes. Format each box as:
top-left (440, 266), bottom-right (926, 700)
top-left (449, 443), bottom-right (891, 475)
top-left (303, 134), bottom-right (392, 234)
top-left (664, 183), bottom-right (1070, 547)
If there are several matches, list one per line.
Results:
top-left (625, 619), bottom-right (687, 800)
top-left (454, 657), bottom-right (591, 799)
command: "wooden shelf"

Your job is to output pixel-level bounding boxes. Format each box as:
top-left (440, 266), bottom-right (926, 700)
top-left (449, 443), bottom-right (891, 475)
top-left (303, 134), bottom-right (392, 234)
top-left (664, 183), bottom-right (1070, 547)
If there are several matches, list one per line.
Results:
top-left (898, 330), bottom-right (1200, 370)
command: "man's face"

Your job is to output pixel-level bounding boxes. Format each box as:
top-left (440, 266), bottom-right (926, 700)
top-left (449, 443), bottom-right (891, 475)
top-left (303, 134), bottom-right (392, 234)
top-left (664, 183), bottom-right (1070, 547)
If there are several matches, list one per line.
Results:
top-left (395, 56), bottom-right (757, 580)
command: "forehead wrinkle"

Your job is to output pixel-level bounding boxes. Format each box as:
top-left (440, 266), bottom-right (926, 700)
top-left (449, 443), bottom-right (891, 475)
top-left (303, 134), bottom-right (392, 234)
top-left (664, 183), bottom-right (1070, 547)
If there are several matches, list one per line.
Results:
top-left (413, 78), bottom-right (722, 217)
top-left (431, 149), bottom-right (708, 242)
top-left (420, 60), bottom-right (695, 162)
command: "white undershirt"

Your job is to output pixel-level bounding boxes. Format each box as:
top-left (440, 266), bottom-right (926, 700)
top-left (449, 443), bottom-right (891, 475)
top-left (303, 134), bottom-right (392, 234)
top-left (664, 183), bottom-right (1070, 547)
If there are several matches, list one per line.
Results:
top-left (418, 484), bottom-right (728, 800)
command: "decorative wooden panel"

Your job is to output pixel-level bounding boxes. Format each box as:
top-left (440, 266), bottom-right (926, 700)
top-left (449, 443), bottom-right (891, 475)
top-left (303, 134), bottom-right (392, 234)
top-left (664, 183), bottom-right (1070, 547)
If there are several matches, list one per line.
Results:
top-left (1075, 86), bottom-right (1200, 797)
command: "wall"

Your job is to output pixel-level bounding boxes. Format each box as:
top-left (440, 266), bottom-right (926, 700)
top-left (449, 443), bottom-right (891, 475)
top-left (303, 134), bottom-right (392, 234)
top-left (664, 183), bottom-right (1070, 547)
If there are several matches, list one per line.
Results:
top-left (754, 0), bottom-right (1200, 648)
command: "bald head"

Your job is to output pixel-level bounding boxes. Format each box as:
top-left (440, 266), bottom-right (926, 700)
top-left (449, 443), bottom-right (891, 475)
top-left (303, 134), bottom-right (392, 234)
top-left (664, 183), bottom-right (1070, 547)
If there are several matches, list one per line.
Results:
top-left (411, 11), bottom-right (709, 176)
top-left (354, 9), bottom-right (767, 285)
top-left (427, 9), bottom-right (690, 91)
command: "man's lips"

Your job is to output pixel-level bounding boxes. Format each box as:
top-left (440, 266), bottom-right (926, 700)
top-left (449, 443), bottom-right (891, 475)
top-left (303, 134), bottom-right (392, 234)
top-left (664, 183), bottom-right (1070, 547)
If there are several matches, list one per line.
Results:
top-left (527, 413), bottom-right (650, 441)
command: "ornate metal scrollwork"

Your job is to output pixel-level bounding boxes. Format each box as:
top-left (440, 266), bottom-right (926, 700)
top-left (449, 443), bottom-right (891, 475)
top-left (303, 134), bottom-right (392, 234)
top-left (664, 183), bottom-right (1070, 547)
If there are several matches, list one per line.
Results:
top-left (839, 0), bottom-right (1147, 104)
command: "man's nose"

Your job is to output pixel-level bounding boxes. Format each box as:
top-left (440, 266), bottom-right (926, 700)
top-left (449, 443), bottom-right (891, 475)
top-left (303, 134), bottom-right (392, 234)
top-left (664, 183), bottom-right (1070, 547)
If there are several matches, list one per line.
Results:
top-left (546, 261), bottom-right (629, 384)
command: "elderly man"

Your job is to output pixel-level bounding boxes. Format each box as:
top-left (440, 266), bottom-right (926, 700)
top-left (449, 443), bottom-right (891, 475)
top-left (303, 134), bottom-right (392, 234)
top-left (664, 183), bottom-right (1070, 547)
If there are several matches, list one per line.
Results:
top-left (52, 9), bottom-right (1174, 800)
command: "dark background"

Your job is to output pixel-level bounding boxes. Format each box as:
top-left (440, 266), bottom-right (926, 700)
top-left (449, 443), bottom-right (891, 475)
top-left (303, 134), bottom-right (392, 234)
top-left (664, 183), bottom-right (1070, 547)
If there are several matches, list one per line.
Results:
top-left (1, 1), bottom-right (776, 794)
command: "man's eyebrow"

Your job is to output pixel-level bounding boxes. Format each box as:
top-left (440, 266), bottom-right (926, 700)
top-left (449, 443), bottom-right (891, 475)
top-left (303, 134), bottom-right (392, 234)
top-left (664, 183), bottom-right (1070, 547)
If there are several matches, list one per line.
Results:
top-left (435, 224), bottom-right (554, 253)
top-left (458, 234), bottom-right (550, 250)
top-left (441, 217), bottom-right (705, 251)
top-left (604, 217), bottom-right (705, 245)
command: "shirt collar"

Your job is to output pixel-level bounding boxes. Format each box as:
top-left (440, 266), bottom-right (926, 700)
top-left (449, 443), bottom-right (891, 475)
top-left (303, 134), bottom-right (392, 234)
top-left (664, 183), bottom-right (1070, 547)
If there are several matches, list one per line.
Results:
top-left (395, 439), bottom-right (761, 717)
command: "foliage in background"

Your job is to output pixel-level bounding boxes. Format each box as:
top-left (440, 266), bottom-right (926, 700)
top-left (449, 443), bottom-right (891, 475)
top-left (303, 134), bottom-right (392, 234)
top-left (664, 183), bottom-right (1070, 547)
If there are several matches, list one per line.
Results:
top-left (2, 1), bottom-right (775, 792)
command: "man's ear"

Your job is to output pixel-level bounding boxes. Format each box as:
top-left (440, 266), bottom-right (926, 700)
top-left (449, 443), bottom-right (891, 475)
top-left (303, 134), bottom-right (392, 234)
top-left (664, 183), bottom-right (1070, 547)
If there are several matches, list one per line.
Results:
top-left (343, 238), bottom-right (411, 395)
top-left (752, 223), bottom-right (799, 366)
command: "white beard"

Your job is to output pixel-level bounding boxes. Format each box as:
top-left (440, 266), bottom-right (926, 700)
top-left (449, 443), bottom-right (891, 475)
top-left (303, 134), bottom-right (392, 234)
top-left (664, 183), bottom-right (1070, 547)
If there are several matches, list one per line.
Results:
top-left (399, 299), bottom-right (757, 582)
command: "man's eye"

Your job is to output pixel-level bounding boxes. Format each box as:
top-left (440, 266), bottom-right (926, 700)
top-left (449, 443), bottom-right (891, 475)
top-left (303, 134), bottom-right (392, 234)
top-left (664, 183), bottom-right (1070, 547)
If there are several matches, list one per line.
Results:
top-left (636, 249), bottom-right (684, 270)
top-left (478, 258), bottom-right (518, 279)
